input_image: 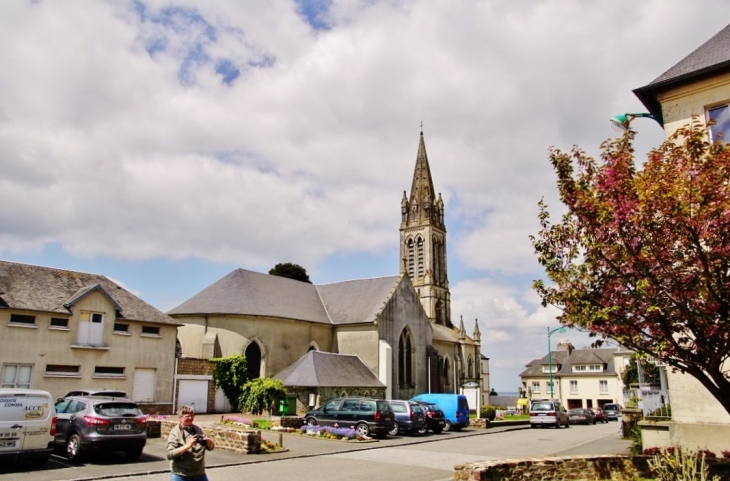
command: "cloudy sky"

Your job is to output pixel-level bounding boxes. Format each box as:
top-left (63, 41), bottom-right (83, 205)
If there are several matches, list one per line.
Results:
top-left (2, 0), bottom-right (728, 392)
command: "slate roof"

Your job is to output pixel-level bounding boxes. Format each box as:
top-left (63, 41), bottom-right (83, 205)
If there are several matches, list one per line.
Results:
top-left (634, 23), bottom-right (730, 121)
top-left (0, 260), bottom-right (179, 325)
top-left (168, 268), bottom-right (404, 326)
top-left (272, 350), bottom-right (385, 388)
top-left (519, 348), bottom-right (618, 378)
top-left (318, 276), bottom-right (400, 325)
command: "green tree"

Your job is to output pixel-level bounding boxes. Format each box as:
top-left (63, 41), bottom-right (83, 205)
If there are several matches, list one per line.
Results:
top-left (268, 262), bottom-right (312, 283)
top-left (211, 355), bottom-right (249, 408)
top-left (531, 119), bottom-right (730, 415)
top-left (238, 378), bottom-right (287, 414)
top-left (622, 354), bottom-right (661, 387)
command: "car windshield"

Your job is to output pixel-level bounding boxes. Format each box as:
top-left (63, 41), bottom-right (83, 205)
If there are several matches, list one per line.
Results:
top-left (531, 402), bottom-right (554, 411)
top-left (94, 403), bottom-right (141, 417)
top-left (604, 404), bottom-right (619, 410)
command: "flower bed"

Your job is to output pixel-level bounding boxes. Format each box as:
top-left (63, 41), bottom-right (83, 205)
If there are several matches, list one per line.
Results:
top-left (299, 424), bottom-right (371, 441)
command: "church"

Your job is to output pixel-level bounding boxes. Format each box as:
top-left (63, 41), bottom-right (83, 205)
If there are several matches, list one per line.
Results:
top-left (168, 131), bottom-right (483, 408)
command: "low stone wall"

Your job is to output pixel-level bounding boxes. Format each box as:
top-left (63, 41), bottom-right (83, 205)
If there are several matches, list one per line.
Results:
top-left (159, 420), bottom-right (262, 454)
top-left (453, 455), bottom-right (652, 480)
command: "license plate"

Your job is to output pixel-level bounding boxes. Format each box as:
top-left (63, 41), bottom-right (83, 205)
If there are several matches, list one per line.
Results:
top-left (538, 413), bottom-right (546, 416)
top-left (437, 420), bottom-right (444, 425)
top-left (0, 440), bottom-right (17, 448)
top-left (113, 424), bottom-right (133, 431)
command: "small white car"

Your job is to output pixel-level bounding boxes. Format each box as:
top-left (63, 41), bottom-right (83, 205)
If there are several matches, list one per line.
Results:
top-left (529, 400), bottom-right (570, 428)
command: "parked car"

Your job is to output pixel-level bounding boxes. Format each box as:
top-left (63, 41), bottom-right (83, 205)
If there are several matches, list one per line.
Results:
top-left (414, 401), bottom-right (446, 434)
top-left (602, 403), bottom-right (622, 421)
top-left (54, 396), bottom-right (147, 462)
top-left (529, 400), bottom-right (570, 429)
top-left (0, 389), bottom-right (57, 466)
top-left (303, 397), bottom-right (395, 438)
top-left (568, 408), bottom-right (596, 425)
top-left (589, 407), bottom-right (608, 423)
top-left (410, 393), bottom-right (470, 431)
top-left (387, 400), bottom-right (427, 436)
top-left (60, 389), bottom-right (129, 401)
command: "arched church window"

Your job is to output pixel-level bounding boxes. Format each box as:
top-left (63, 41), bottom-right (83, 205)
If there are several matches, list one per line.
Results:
top-left (175, 339), bottom-right (183, 359)
top-left (398, 327), bottom-right (414, 387)
top-left (417, 237), bottom-right (424, 278)
top-left (245, 342), bottom-right (262, 379)
top-left (444, 357), bottom-right (451, 388)
top-left (407, 238), bottom-right (415, 278)
top-left (467, 355), bottom-right (474, 379)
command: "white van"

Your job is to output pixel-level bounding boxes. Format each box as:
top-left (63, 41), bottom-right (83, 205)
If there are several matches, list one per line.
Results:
top-left (0, 389), bottom-right (57, 465)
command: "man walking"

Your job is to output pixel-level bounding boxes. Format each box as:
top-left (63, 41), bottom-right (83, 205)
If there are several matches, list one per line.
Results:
top-left (166, 406), bottom-right (215, 481)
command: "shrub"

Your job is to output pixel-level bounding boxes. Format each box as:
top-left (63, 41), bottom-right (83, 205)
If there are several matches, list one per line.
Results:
top-left (480, 405), bottom-right (496, 421)
top-left (648, 447), bottom-right (720, 481)
top-left (238, 378), bottom-right (287, 414)
top-left (211, 355), bottom-right (249, 409)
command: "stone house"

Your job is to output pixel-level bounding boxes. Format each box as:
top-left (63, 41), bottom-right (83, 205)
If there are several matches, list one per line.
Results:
top-left (0, 260), bottom-right (180, 413)
top-left (631, 22), bottom-right (730, 454)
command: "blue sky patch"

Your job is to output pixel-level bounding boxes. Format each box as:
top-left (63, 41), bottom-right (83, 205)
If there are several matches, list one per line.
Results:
top-left (215, 59), bottom-right (241, 85)
top-left (295, 0), bottom-right (332, 31)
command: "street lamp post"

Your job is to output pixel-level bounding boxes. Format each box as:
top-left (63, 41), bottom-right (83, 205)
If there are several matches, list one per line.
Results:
top-left (547, 326), bottom-right (566, 399)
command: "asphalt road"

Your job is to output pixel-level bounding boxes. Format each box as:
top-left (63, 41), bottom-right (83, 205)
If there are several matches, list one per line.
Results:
top-left (0, 421), bottom-right (629, 481)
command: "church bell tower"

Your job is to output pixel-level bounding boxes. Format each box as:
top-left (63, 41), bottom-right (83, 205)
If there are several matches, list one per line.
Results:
top-left (399, 131), bottom-right (451, 328)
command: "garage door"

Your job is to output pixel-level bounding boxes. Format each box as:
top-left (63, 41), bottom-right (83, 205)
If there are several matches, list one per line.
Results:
top-left (133, 369), bottom-right (156, 402)
top-left (178, 380), bottom-right (208, 414)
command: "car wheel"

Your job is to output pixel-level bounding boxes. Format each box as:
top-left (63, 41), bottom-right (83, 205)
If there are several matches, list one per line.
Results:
top-left (355, 423), bottom-right (371, 437)
top-left (306, 418), bottom-right (318, 426)
top-left (389, 423), bottom-right (400, 436)
top-left (566, 420), bottom-right (570, 428)
top-left (433, 427), bottom-right (443, 434)
top-left (417, 426), bottom-right (427, 435)
top-left (530, 424), bottom-right (537, 429)
top-left (126, 447), bottom-right (144, 460)
top-left (66, 433), bottom-right (84, 462)
top-left (443, 420), bottom-right (452, 432)
top-left (555, 419), bottom-right (561, 429)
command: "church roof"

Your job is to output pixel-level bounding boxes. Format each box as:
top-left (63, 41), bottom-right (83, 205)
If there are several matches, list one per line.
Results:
top-left (634, 23), bottom-right (730, 122)
top-left (167, 269), bottom-right (331, 323)
top-left (318, 276), bottom-right (401, 325)
top-left (272, 350), bottom-right (386, 388)
top-left (167, 268), bottom-right (402, 326)
top-left (0, 260), bottom-right (179, 325)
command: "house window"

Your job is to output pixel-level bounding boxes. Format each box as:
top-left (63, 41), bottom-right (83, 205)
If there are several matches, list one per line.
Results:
top-left (45, 364), bottom-right (80, 376)
top-left (542, 365), bottom-right (558, 373)
top-left (570, 380), bottom-right (578, 394)
top-left (113, 323), bottom-right (129, 333)
top-left (10, 314), bottom-right (35, 325)
top-left (94, 366), bottom-right (125, 377)
top-left (532, 381), bottom-right (541, 394)
top-left (599, 380), bottom-right (609, 394)
top-left (142, 326), bottom-right (160, 336)
top-left (1, 364), bottom-right (32, 388)
top-left (50, 317), bottom-right (69, 328)
top-left (708, 104), bottom-right (730, 144)
top-left (574, 365), bottom-right (586, 372)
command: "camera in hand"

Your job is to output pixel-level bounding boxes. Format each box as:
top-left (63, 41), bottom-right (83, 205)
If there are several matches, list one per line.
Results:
top-left (194, 434), bottom-right (207, 446)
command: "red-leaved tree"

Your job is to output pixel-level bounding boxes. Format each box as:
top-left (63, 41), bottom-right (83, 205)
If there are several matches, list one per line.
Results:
top-left (531, 118), bottom-right (730, 415)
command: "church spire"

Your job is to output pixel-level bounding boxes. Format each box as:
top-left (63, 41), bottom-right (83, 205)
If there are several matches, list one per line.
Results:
top-left (399, 129), bottom-right (451, 327)
top-left (407, 132), bottom-right (438, 226)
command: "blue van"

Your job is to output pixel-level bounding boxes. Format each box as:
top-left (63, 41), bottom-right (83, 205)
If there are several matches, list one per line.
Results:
top-left (411, 393), bottom-right (470, 431)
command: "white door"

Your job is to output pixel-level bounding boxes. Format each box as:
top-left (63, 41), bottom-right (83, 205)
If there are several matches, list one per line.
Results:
top-left (133, 369), bottom-right (156, 402)
top-left (178, 380), bottom-right (208, 414)
top-left (214, 388), bottom-right (231, 413)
